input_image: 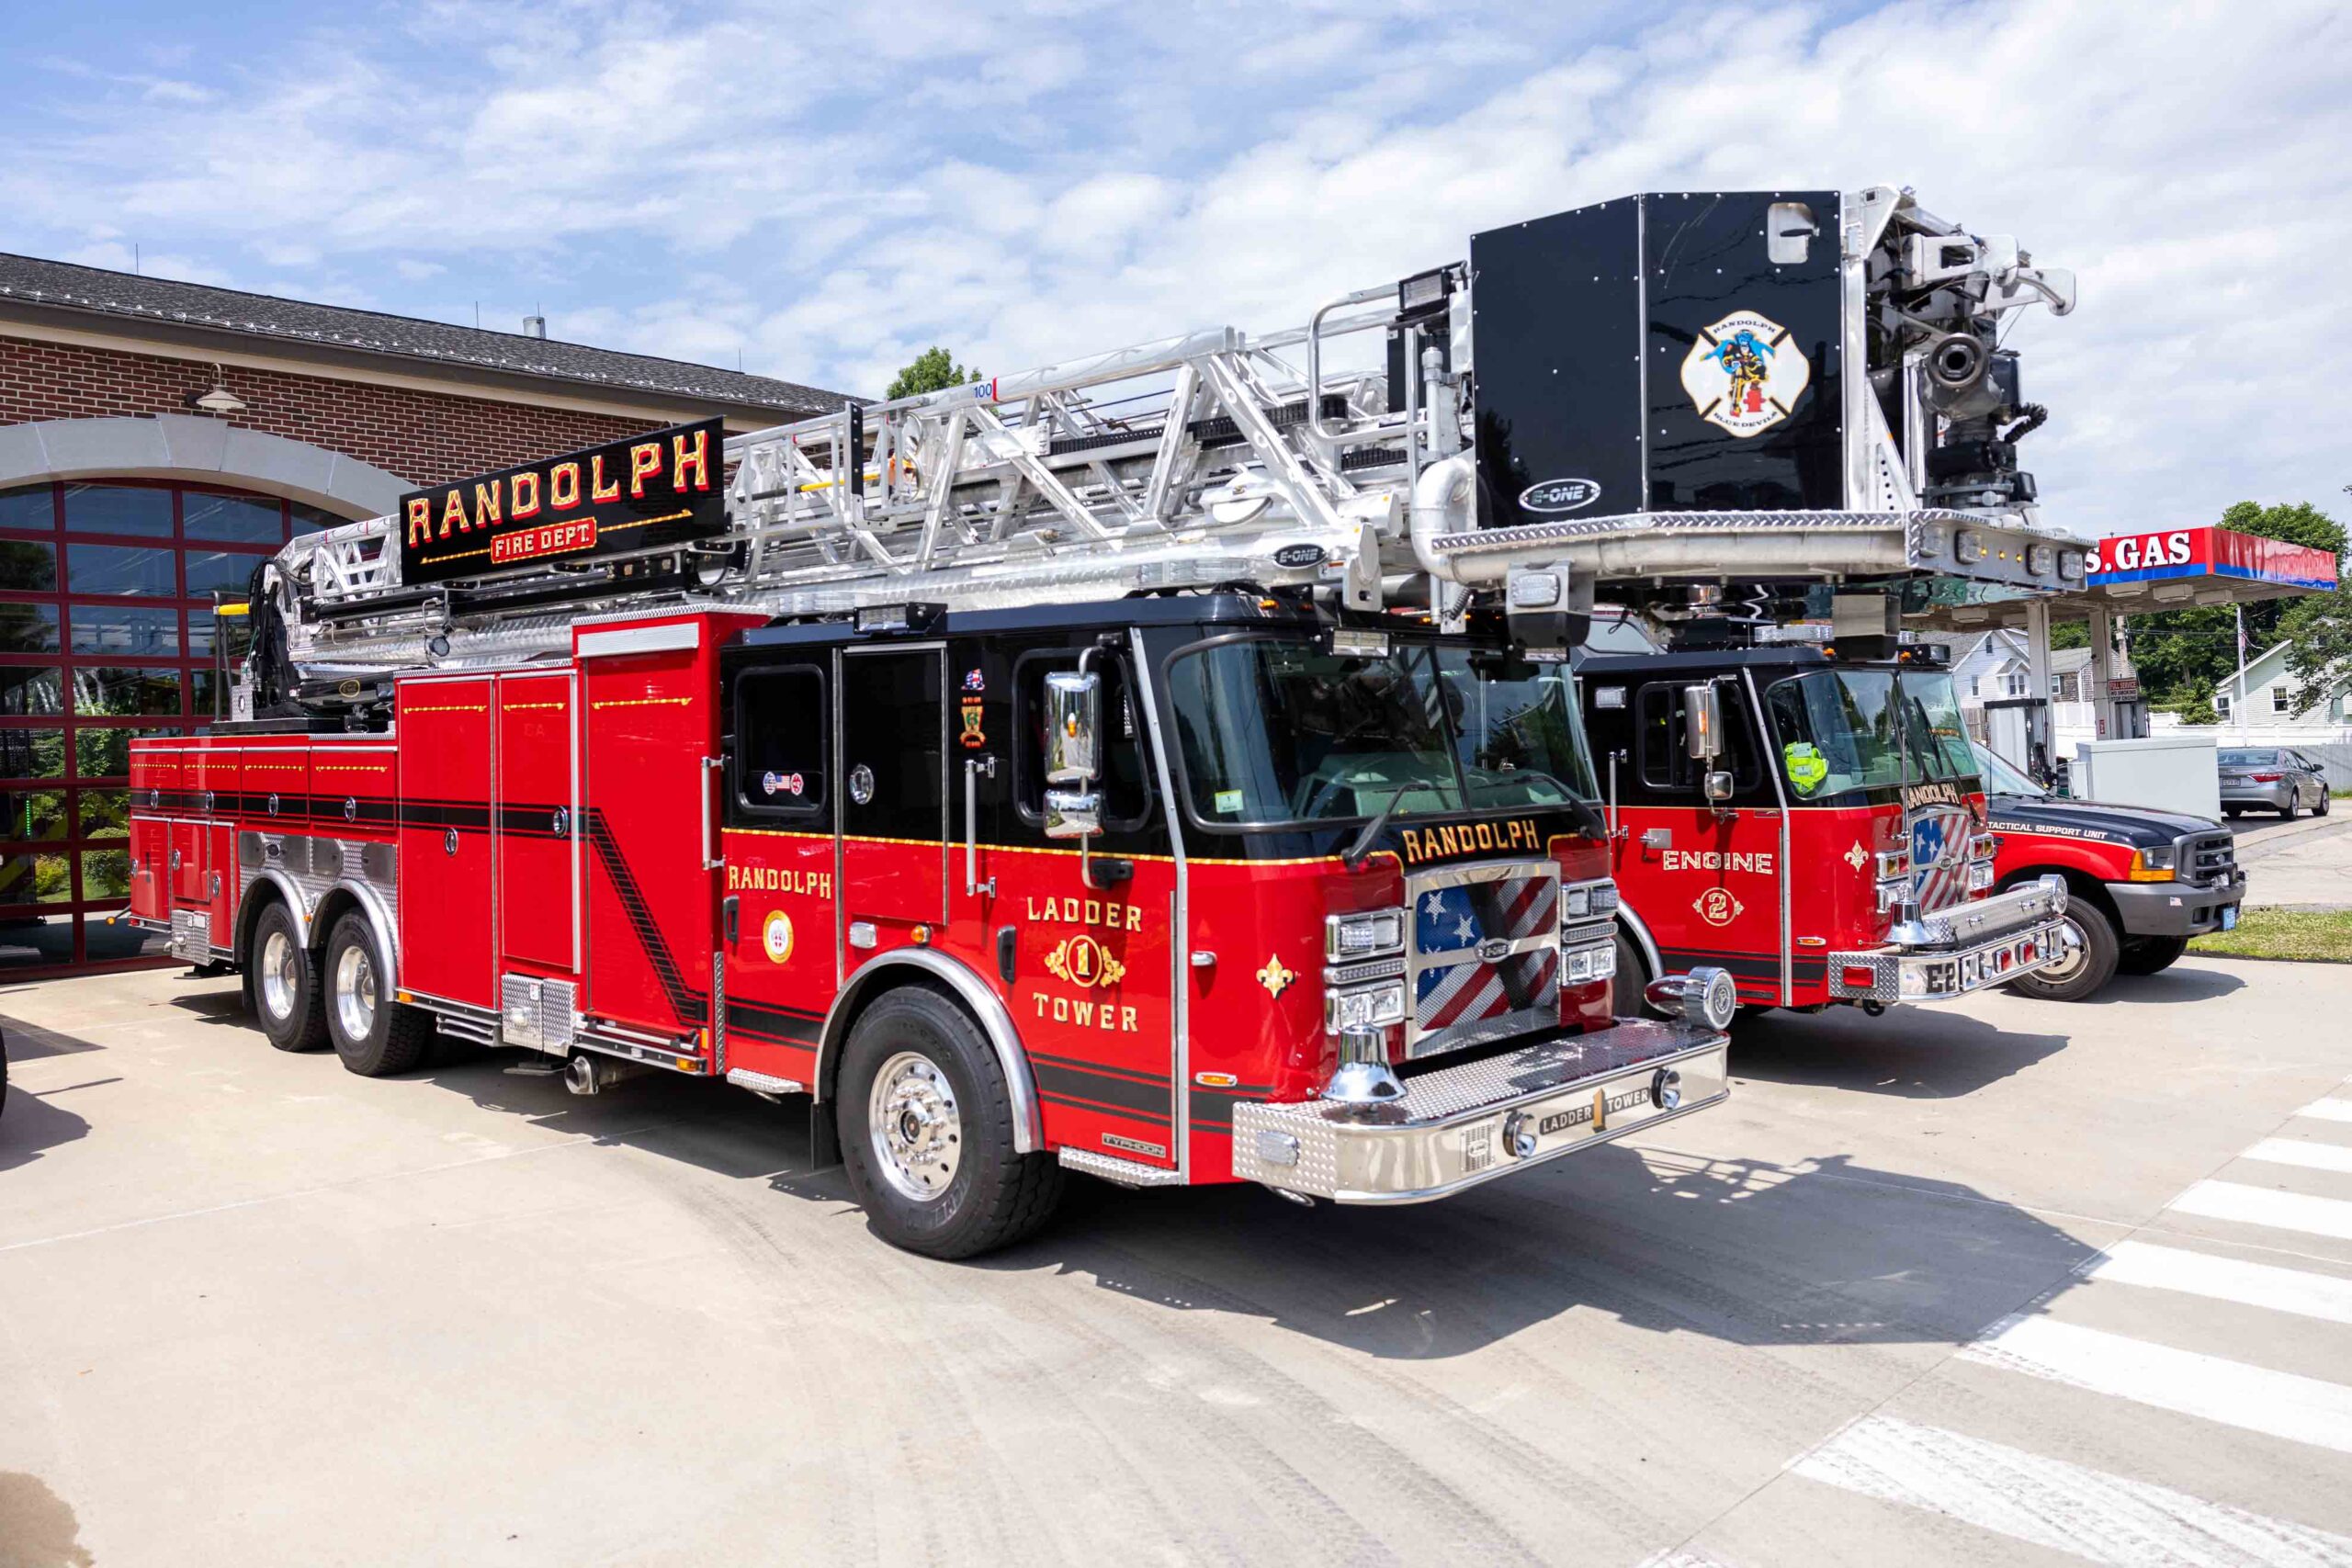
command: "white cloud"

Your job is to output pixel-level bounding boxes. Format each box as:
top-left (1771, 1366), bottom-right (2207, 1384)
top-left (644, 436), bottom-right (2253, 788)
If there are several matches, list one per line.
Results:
top-left (1, 0), bottom-right (2345, 538)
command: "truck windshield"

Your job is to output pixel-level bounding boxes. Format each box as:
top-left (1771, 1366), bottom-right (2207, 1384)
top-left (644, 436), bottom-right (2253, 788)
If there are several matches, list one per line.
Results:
top-left (1164, 637), bottom-right (1600, 827)
top-left (1762, 669), bottom-right (1979, 799)
top-left (1973, 742), bottom-right (2048, 797)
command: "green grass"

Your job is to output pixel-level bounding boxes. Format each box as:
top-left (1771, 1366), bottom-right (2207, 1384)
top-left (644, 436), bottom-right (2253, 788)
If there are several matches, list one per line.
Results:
top-left (2192, 908), bottom-right (2352, 964)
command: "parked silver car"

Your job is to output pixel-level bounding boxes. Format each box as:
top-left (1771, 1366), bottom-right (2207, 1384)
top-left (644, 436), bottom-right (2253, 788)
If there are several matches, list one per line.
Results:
top-left (2218, 747), bottom-right (2332, 818)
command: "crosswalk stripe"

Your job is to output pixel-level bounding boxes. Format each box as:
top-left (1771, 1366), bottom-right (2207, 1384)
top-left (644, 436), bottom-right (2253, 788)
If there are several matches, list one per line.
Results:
top-left (1959, 1314), bottom-right (2352, 1455)
top-left (1793, 1413), bottom-right (2352, 1566)
top-left (2298, 1100), bottom-right (2352, 1124)
top-left (2086, 1240), bottom-right (2352, 1325)
top-left (2169, 1180), bottom-right (2352, 1242)
top-left (2245, 1138), bottom-right (2352, 1175)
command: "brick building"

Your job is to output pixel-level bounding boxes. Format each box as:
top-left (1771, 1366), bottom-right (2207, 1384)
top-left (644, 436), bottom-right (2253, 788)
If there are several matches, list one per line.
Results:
top-left (0, 254), bottom-right (850, 975)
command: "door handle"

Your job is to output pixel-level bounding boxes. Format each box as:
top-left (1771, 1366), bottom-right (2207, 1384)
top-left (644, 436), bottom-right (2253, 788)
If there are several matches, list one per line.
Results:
top-left (723, 896), bottom-right (740, 945)
top-left (701, 756), bottom-right (724, 871)
top-left (965, 755), bottom-right (996, 897)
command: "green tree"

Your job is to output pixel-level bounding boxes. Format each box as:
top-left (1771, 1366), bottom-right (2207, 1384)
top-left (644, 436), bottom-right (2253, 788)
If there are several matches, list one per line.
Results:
top-left (885, 347), bottom-right (978, 401)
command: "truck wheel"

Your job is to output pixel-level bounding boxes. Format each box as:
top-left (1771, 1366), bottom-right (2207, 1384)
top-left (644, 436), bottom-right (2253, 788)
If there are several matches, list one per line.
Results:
top-left (250, 901), bottom-right (327, 1052)
top-left (322, 913), bottom-right (431, 1077)
top-left (2005, 900), bottom-right (2119, 1002)
top-left (2118, 934), bottom-right (2189, 976)
top-left (837, 987), bottom-right (1064, 1259)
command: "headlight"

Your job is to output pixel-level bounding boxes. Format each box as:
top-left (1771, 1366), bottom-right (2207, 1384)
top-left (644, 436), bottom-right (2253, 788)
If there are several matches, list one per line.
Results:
top-left (1563, 941), bottom-right (1616, 983)
top-left (1876, 849), bottom-right (1911, 880)
top-left (1968, 861), bottom-right (1996, 892)
top-left (1325, 980), bottom-right (1408, 1033)
top-left (1589, 881), bottom-right (1621, 914)
top-left (2128, 846), bottom-right (2177, 882)
top-left (1563, 885), bottom-right (1591, 919)
top-left (2038, 873), bottom-right (2069, 916)
top-left (1325, 909), bottom-right (1406, 960)
top-left (1969, 833), bottom-right (1998, 863)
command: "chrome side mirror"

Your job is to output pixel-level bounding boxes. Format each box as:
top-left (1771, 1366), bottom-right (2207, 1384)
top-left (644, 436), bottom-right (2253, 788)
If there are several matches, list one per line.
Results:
top-left (1044, 670), bottom-right (1101, 784)
top-left (1044, 789), bottom-right (1102, 840)
top-left (1702, 769), bottom-right (1735, 803)
top-left (1684, 682), bottom-right (1723, 762)
top-left (1043, 668), bottom-right (1103, 841)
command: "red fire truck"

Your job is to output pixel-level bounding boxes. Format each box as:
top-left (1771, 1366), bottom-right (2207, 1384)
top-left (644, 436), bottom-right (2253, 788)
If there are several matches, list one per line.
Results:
top-left (128, 185), bottom-right (2080, 1255)
top-left (1579, 640), bottom-right (2072, 1012)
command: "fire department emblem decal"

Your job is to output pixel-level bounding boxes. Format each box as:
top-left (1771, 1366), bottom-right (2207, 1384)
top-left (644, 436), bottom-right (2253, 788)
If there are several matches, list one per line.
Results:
top-left (1680, 310), bottom-right (1810, 438)
top-left (1693, 888), bottom-right (1745, 927)
top-left (1044, 933), bottom-right (1125, 988)
top-left (762, 910), bottom-right (794, 964)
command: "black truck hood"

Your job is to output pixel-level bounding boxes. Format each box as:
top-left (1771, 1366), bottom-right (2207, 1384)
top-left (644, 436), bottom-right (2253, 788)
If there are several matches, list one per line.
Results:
top-left (1984, 793), bottom-right (2222, 848)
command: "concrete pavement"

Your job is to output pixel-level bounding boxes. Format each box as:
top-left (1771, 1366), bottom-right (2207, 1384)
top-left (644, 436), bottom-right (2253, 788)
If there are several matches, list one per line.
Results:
top-left (4, 959), bottom-right (2351, 1566)
top-left (2233, 808), bottom-right (2352, 909)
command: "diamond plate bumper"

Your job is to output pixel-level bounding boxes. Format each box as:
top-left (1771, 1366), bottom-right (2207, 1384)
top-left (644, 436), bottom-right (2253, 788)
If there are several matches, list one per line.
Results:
top-left (1827, 917), bottom-right (2075, 1002)
top-left (1228, 1019), bottom-right (1728, 1204)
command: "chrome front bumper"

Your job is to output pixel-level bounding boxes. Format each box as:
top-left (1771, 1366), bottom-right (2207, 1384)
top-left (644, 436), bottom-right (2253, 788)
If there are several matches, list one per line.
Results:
top-left (1827, 917), bottom-right (2074, 1002)
top-left (1228, 1020), bottom-right (1728, 1204)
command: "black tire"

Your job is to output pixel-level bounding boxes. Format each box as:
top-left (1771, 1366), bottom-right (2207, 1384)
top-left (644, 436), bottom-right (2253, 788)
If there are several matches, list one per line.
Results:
top-left (2223, 807), bottom-right (2242, 818)
top-left (2118, 934), bottom-right (2189, 976)
top-left (2004, 897), bottom-right (2119, 1002)
top-left (322, 913), bottom-right (431, 1077)
top-left (837, 987), bottom-right (1064, 1259)
top-left (1611, 931), bottom-right (1653, 1018)
top-left (248, 900), bottom-right (327, 1052)
top-left (2319, 793), bottom-right (2333, 818)
top-left (2283, 796), bottom-right (2300, 820)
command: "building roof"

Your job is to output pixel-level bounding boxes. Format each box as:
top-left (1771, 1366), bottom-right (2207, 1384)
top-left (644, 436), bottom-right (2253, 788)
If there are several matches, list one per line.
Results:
top-left (0, 252), bottom-right (855, 419)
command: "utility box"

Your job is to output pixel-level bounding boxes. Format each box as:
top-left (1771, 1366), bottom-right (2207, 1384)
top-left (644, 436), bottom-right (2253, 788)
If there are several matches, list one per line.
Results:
top-left (2071, 735), bottom-right (2222, 819)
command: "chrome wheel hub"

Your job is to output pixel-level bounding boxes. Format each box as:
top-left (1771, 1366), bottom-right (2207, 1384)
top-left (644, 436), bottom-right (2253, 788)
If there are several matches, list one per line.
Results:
top-left (867, 1051), bottom-right (961, 1202)
top-left (259, 930), bottom-right (298, 1021)
top-left (334, 942), bottom-right (378, 1043)
top-left (2038, 917), bottom-right (2089, 983)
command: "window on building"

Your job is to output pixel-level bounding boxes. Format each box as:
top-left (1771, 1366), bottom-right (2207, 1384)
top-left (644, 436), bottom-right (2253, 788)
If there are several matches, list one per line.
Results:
top-left (2272, 685), bottom-right (2295, 716)
top-left (0, 479), bottom-right (311, 971)
top-left (2216, 692), bottom-right (2233, 717)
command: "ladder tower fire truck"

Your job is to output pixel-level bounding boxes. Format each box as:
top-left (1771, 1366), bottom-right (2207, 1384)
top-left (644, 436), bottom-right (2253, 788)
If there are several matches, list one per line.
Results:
top-left (130, 186), bottom-right (2080, 1257)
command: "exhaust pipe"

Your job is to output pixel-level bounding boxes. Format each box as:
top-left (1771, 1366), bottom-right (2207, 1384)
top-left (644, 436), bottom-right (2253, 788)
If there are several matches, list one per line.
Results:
top-left (565, 1054), bottom-right (652, 1096)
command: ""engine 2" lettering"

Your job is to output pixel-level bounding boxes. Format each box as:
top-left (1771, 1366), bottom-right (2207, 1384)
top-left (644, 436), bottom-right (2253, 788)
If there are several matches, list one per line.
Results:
top-left (1660, 849), bottom-right (1775, 874)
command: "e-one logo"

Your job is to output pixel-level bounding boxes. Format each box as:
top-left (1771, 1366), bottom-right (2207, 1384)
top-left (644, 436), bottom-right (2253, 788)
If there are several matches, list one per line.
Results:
top-left (1519, 478), bottom-right (1601, 514)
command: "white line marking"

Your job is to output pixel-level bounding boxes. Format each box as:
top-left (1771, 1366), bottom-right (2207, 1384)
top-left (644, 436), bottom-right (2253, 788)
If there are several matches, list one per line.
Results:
top-left (1961, 1314), bottom-right (2352, 1455)
top-left (1794, 1413), bottom-right (2352, 1567)
top-left (2170, 1180), bottom-right (2352, 1243)
top-left (2086, 1241), bottom-right (2352, 1325)
top-left (2245, 1138), bottom-right (2352, 1175)
top-left (2299, 1100), bottom-right (2352, 1124)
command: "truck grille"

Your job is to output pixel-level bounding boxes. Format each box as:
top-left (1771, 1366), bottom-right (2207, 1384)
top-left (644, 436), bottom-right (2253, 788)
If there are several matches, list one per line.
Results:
top-left (1406, 859), bottom-right (1561, 1059)
top-left (2184, 830), bottom-right (2236, 886)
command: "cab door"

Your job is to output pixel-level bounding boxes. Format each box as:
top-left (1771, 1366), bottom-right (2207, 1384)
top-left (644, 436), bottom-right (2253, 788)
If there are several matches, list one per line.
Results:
top-left (1613, 676), bottom-right (1787, 1005)
top-left (837, 647), bottom-right (948, 939)
top-left (718, 658), bottom-right (836, 1085)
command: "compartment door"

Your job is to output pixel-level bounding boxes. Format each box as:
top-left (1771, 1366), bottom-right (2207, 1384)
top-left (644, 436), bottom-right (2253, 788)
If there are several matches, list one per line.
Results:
top-left (583, 636), bottom-right (717, 1039)
top-left (398, 677), bottom-right (496, 1009)
top-left (496, 671), bottom-right (579, 972)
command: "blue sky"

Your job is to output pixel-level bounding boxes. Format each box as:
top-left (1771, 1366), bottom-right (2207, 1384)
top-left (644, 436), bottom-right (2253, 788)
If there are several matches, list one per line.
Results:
top-left (6, 0), bottom-right (2347, 538)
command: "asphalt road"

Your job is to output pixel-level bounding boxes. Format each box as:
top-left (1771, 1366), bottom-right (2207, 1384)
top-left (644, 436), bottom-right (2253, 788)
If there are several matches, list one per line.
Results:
top-left (5, 958), bottom-right (2352, 1567)
top-left (2233, 807), bottom-right (2352, 909)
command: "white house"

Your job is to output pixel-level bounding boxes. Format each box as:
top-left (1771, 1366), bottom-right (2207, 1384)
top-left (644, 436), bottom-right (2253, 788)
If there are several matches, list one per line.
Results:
top-left (2211, 639), bottom-right (2349, 728)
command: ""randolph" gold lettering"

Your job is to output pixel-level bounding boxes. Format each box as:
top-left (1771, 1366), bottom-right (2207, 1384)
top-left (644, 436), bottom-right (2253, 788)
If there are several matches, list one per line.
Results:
top-left (1398, 818), bottom-right (1542, 866)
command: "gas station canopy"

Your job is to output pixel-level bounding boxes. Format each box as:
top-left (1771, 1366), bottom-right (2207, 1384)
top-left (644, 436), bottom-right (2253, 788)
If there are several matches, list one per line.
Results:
top-left (1919, 525), bottom-right (2340, 630)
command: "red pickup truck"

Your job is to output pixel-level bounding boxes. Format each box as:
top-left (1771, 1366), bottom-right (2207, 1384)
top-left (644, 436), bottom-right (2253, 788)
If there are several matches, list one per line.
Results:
top-left (1976, 745), bottom-right (2244, 1000)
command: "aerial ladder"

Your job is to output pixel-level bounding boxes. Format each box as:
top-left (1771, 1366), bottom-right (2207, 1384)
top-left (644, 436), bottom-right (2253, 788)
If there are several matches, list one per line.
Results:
top-left (239, 183), bottom-right (2080, 709)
